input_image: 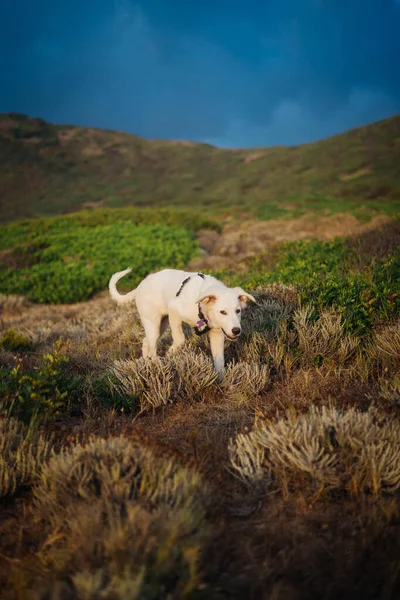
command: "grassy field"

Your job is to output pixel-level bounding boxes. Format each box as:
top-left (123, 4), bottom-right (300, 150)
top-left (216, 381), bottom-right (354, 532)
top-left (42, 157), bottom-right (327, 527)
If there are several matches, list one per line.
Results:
top-left (1, 113), bottom-right (400, 599)
top-left (1, 111), bottom-right (400, 223)
top-left (1, 208), bottom-right (400, 598)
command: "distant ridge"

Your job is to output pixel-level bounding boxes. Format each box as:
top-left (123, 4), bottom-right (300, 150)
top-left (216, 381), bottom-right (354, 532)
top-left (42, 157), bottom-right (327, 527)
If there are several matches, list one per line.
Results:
top-left (1, 112), bottom-right (399, 223)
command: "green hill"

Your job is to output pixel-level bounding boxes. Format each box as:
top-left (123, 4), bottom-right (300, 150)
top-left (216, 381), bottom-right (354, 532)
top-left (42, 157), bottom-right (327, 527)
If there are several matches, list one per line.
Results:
top-left (1, 112), bottom-right (399, 224)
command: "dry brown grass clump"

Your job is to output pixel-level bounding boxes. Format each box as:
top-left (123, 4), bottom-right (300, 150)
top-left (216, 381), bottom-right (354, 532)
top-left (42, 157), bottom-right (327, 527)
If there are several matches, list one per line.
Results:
top-left (35, 434), bottom-right (205, 517)
top-left (112, 350), bottom-right (218, 410)
top-left (369, 319), bottom-right (400, 371)
top-left (221, 362), bottom-right (270, 403)
top-left (0, 293), bottom-right (32, 315)
top-left (28, 434), bottom-right (208, 600)
top-left (293, 307), bottom-right (360, 367)
top-left (0, 417), bottom-right (52, 497)
top-left (112, 351), bottom-right (270, 410)
top-left (229, 405), bottom-right (400, 497)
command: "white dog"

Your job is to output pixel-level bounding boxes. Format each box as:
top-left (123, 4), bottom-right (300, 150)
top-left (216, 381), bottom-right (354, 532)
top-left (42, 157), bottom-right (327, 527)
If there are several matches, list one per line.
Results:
top-left (109, 268), bottom-right (255, 379)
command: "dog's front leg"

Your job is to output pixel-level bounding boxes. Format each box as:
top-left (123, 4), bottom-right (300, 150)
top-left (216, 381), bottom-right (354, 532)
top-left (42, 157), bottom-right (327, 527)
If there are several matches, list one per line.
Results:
top-left (168, 308), bottom-right (186, 353)
top-left (209, 329), bottom-right (225, 382)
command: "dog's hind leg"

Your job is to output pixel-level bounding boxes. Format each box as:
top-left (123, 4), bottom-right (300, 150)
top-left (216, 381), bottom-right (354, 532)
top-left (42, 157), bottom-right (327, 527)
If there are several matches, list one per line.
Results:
top-left (141, 318), bottom-right (161, 358)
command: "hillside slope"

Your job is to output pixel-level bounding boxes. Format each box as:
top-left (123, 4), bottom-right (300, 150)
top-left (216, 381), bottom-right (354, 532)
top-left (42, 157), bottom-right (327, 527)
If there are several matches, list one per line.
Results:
top-left (1, 112), bottom-right (399, 223)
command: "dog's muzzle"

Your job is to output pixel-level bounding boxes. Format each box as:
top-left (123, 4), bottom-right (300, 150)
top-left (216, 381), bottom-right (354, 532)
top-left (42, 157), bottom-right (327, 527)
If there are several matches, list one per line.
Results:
top-left (222, 328), bottom-right (241, 341)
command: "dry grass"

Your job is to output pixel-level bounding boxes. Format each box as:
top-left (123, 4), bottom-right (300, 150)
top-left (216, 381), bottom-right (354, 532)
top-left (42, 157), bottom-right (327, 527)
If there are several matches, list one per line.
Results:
top-left (369, 321), bottom-right (400, 369)
top-left (1, 276), bottom-right (400, 598)
top-left (35, 434), bottom-right (206, 523)
top-left (293, 307), bottom-right (360, 368)
top-left (0, 293), bottom-right (32, 315)
top-left (189, 214), bottom-right (394, 272)
top-left (0, 416), bottom-right (52, 498)
top-left (230, 405), bottom-right (400, 497)
top-left (221, 362), bottom-right (270, 403)
top-left (112, 350), bottom-right (218, 411)
top-left (22, 433), bottom-right (209, 600)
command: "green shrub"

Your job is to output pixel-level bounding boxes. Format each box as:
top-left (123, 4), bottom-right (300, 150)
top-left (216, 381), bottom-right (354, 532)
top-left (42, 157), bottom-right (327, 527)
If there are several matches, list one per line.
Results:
top-left (88, 371), bottom-right (137, 411)
top-left (0, 344), bottom-right (79, 423)
top-left (219, 238), bottom-right (400, 336)
top-left (0, 329), bottom-right (33, 352)
top-left (0, 206), bottom-right (220, 250)
top-left (0, 218), bottom-right (199, 303)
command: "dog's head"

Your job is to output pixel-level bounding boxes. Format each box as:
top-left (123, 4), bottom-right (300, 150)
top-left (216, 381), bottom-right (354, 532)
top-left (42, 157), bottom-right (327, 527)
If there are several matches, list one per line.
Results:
top-left (196, 287), bottom-right (256, 340)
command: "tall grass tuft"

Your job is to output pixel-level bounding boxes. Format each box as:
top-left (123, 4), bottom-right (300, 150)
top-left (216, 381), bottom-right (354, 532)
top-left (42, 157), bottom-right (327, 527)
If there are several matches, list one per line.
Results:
top-left (31, 434), bottom-right (208, 600)
top-left (229, 405), bottom-right (400, 496)
top-left (112, 350), bottom-right (218, 410)
top-left (0, 416), bottom-right (52, 498)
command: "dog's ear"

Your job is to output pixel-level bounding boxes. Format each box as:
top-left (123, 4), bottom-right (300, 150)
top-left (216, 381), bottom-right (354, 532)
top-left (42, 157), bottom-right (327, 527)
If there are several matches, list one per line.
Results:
top-left (197, 294), bottom-right (217, 304)
top-left (233, 287), bottom-right (256, 307)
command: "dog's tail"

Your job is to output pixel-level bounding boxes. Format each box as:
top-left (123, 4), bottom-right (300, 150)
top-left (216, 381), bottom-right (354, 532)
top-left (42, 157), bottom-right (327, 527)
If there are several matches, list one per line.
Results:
top-left (108, 267), bottom-right (137, 305)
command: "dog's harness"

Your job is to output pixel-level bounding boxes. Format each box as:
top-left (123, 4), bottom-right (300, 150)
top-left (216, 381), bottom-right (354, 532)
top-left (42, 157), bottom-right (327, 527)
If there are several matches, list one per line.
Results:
top-left (176, 273), bottom-right (211, 336)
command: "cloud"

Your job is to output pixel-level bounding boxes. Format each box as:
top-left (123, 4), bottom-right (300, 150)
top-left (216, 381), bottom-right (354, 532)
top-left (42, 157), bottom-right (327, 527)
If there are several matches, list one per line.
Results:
top-left (205, 87), bottom-right (399, 148)
top-left (1, 0), bottom-right (399, 146)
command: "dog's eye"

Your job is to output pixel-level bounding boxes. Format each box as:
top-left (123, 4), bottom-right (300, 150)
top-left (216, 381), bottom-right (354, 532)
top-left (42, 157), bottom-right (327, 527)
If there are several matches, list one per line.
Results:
top-left (220, 310), bottom-right (227, 315)
top-left (236, 309), bottom-right (241, 314)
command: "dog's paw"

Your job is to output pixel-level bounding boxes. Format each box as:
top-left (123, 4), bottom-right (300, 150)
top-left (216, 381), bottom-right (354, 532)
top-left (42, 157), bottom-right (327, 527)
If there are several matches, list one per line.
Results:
top-left (216, 371), bottom-right (225, 384)
top-left (167, 344), bottom-right (182, 355)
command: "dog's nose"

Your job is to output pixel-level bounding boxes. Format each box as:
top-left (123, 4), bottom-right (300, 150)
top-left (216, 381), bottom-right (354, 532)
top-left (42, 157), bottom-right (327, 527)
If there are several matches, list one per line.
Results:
top-left (232, 327), bottom-right (241, 336)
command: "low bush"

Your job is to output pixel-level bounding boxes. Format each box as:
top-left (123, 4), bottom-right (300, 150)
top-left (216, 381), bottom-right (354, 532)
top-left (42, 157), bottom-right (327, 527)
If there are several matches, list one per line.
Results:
top-left (0, 219), bottom-right (199, 303)
top-left (0, 416), bottom-right (52, 498)
top-left (229, 405), bottom-right (400, 497)
top-left (0, 328), bottom-right (34, 352)
top-left (0, 343), bottom-right (79, 423)
top-left (112, 350), bottom-right (218, 410)
top-left (30, 434), bottom-right (208, 600)
top-left (221, 237), bottom-right (400, 336)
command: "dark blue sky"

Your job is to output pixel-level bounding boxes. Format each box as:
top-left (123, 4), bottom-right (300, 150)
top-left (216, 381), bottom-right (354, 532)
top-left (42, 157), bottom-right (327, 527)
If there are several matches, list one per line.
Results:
top-left (1, 0), bottom-right (400, 147)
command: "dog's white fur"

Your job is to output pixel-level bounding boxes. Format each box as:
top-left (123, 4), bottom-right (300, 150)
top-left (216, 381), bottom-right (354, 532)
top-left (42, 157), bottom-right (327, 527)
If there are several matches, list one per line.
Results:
top-left (109, 268), bottom-right (255, 379)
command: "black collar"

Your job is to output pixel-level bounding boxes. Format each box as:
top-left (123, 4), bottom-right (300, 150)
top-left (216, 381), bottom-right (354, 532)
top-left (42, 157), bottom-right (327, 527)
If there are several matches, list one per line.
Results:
top-left (175, 273), bottom-right (211, 336)
top-left (194, 302), bottom-right (211, 336)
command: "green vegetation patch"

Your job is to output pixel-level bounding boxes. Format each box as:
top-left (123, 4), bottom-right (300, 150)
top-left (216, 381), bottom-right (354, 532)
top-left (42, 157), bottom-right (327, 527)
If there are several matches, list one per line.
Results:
top-left (0, 329), bottom-right (34, 352)
top-left (0, 209), bottom-right (203, 303)
top-left (0, 344), bottom-right (79, 424)
top-left (218, 236), bottom-right (400, 336)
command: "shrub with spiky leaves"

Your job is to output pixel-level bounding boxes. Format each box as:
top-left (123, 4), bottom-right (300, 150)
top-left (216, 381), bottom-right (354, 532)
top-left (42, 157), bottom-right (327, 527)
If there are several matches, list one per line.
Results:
top-left (0, 416), bottom-right (52, 497)
top-left (35, 435), bottom-right (205, 518)
top-left (240, 286), bottom-right (299, 340)
top-left (229, 405), bottom-right (400, 496)
top-left (293, 307), bottom-right (360, 368)
top-left (112, 350), bottom-right (218, 410)
top-left (221, 362), bottom-right (270, 403)
top-left (31, 434), bottom-right (208, 600)
top-left (256, 306), bottom-right (360, 375)
top-left (369, 319), bottom-right (400, 371)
